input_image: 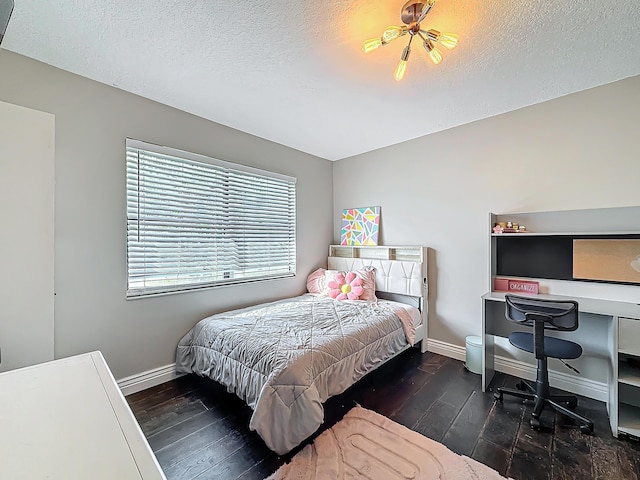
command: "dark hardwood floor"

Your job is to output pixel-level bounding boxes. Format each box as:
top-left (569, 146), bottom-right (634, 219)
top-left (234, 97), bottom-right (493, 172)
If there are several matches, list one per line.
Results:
top-left (126, 350), bottom-right (640, 480)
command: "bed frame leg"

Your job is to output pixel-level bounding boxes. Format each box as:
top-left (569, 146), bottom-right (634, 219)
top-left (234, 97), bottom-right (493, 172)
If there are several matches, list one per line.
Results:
top-left (420, 339), bottom-right (428, 354)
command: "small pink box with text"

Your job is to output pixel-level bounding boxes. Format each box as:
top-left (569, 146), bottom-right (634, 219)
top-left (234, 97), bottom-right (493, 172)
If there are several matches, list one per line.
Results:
top-left (494, 278), bottom-right (539, 295)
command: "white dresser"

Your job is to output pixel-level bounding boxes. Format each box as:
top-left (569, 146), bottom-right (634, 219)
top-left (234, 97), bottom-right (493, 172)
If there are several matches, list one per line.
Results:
top-left (0, 351), bottom-right (166, 479)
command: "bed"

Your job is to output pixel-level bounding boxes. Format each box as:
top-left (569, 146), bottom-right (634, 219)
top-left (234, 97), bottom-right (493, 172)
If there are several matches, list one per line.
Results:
top-left (175, 245), bottom-right (428, 454)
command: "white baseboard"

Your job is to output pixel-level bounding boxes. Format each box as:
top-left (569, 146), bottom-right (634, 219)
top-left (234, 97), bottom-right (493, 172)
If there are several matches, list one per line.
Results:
top-left (427, 338), bottom-right (466, 361)
top-left (117, 363), bottom-right (183, 396)
top-left (118, 340), bottom-right (609, 402)
top-left (427, 338), bottom-right (608, 402)
top-left (493, 355), bottom-right (608, 402)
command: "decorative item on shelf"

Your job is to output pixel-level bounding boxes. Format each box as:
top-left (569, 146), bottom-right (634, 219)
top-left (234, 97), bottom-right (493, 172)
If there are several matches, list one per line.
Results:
top-left (494, 278), bottom-right (539, 295)
top-left (362, 0), bottom-right (459, 81)
top-left (493, 221), bottom-right (528, 233)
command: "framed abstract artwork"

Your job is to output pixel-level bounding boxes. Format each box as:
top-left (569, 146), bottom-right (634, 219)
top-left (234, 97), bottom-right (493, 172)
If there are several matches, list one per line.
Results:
top-left (340, 206), bottom-right (380, 246)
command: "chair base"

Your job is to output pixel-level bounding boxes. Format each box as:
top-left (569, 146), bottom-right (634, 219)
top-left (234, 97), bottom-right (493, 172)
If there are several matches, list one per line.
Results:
top-left (494, 380), bottom-right (594, 434)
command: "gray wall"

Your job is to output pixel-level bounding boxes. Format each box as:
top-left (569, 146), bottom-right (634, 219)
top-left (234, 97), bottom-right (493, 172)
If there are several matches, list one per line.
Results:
top-left (0, 100), bottom-right (54, 371)
top-left (334, 75), bottom-right (640, 351)
top-left (0, 50), bottom-right (334, 379)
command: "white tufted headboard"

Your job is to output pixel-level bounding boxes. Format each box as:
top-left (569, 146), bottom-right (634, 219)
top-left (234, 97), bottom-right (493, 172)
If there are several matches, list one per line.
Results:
top-left (327, 245), bottom-right (427, 298)
top-left (327, 245), bottom-right (429, 352)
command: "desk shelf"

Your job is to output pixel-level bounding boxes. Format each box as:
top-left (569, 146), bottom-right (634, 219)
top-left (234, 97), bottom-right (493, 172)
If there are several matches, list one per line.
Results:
top-left (618, 358), bottom-right (640, 388)
top-left (616, 320), bottom-right (640, 439)
top-left (491, 231), bottom-right (640, 237)
top-left (618, 403), bottom-right (640, 438)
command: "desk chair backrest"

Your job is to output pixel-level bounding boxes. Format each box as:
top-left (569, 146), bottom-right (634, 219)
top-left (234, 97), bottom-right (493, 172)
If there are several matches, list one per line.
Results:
top-left (505, 294), bottom-right (579, 359)
top-left (505, 295), bottom-right (579, 331)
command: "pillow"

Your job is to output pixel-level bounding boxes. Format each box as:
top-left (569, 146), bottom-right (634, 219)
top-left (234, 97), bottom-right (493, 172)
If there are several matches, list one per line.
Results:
top-left (307, 267), bottom-right (377, 301)
top-left (328, 272), bottom-right (363, 300)
top-left (306, 268), bottom-right (341, 295)
top-left (354, 267), bottom-right (377, 302)
top-left (328, 267), bottom-right (377, 302)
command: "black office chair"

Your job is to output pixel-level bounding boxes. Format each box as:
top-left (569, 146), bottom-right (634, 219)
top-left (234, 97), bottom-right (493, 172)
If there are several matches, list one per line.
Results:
top-left (493, 294), bottom-right (594, 434)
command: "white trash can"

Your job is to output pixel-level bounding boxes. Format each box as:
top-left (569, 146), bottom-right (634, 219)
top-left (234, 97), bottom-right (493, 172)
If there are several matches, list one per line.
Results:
top-left (465, 335), bottom-right (482, 375)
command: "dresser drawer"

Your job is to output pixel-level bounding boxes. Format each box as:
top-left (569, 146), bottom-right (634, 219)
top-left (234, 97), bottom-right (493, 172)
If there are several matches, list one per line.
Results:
top-left (619, 317), bottom-right (640, 355)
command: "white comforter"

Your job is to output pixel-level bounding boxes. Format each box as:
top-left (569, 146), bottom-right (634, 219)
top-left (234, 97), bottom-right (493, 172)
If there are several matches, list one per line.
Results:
top-left (175, 294), bottom-right (416, 454)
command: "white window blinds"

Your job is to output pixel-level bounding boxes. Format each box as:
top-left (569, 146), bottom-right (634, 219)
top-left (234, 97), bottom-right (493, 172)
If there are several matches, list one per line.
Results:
top-left (126, 139), bottom-right (296, 298)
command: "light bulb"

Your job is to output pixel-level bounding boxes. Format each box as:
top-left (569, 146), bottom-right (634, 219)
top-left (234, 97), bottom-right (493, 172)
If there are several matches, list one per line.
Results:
top-left (423, 40), bottom-right (442, 64)
top-left (362, 38), bottom-right (383, 54)
top-left (394, 60), bottom-right (407, 81)
top-left (382, 25), bottom-right (406, 43)
top-left (428, 47), bottom-right (442, 64)
top-left (394, 45), bottom-right (412, 81)
top-left (425, 29), bottom-right (459, 50)
top-left (438, 32), bottom-right (459, 49)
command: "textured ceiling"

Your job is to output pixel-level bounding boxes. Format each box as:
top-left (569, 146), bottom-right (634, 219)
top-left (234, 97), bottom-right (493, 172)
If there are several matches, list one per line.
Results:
top-left (3, 1), bottom-right (640, 160)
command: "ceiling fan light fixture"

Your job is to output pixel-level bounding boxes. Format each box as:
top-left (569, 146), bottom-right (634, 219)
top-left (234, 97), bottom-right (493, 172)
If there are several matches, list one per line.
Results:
top-left (363, 0), bottom-right (458, 80)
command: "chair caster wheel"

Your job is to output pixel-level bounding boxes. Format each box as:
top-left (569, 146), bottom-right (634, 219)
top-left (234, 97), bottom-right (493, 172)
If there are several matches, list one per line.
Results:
top-left (580, 424), bottom-right (593, 435)
top-left (516, 382), bottom-right (526, 391)
top-left (530, 417), bottom-right (541, 430)
top-left (494, 392), bottom-right (503, 402)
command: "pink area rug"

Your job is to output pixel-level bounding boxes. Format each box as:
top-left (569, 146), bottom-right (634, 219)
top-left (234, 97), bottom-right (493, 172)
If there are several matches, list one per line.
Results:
top-left (267, 406), bottom-right (507, 480)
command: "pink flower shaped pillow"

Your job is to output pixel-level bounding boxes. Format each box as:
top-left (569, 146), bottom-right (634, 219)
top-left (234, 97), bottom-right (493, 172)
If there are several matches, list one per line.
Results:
top-left (328, 271), bottom-right (364, 301)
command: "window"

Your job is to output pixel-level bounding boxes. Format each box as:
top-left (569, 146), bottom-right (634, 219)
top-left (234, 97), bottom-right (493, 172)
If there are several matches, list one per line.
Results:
top-left (126, 139), bottom-right (296, 298)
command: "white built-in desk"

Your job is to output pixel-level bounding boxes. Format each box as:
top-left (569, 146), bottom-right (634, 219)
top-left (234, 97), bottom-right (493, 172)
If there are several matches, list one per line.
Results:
top-left (0, 351), bottom-right (166, 479)
top-left (484, 207), bottom-right (640, 438)
top-left (482, 291), bottom-right (640, 439)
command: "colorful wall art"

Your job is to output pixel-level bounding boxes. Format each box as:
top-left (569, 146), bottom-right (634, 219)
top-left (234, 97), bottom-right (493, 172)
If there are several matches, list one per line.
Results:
top-left (340, 206), bottom-right (380, 246)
